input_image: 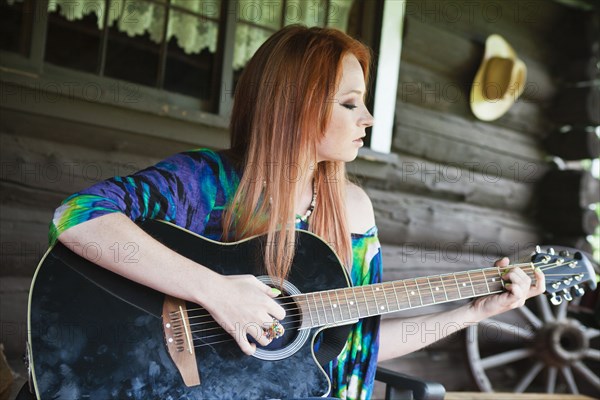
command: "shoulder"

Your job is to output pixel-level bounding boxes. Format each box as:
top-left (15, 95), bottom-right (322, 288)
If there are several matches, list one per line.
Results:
top-left (345, 182), bottom-right (375, 234)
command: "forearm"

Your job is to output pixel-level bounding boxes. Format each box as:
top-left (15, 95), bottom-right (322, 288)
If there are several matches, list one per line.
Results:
top-left (57, 212), bottom-right (221, 306)
top-left (378, 303), bottom-right (482, 362)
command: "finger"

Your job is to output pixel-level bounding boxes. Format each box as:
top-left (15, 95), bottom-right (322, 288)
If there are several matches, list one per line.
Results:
top-left (532, 266), bottom-right (546, 295)
top-left (268, 302), bottom-right (286, 320)
top-left (495, 257), bottom-right (510, 268)
top-left (246, 322), bottom-right (271, 348)
top-left (229, 324), bottom-right (257, 356)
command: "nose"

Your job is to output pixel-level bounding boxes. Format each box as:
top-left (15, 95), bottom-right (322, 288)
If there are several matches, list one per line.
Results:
top-left (361, 109), bottom-right (374, 128)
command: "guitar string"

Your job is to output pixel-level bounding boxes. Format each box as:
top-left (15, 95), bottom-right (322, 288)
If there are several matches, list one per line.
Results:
top-left (178, 260), bottom-right (565, 324)
top-left (178, 260), bottom-right (570, 335)
top-left (165, 261), bottom-right (575, 344)
top-left (178, 267), bottom-right (578, 348)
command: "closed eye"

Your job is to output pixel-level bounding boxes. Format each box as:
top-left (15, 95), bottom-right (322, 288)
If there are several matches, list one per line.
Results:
top-left (341, 104), bottom-right (357, 110)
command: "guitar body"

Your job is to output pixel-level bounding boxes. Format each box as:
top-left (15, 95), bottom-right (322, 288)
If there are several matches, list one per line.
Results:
top-left (28, 220), bottom-right (353, 399)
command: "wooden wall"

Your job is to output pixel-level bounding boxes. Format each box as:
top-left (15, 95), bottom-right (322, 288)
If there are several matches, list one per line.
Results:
top-left (0, 0), bottom-right (596, 393)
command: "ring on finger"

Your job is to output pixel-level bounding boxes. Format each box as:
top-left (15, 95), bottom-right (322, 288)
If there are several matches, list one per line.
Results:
top-left (264, 318), bottom-right (285, 340)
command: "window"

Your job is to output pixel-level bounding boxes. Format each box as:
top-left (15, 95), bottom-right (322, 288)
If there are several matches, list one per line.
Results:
top-left (1, 0), bottom-right (396, 155)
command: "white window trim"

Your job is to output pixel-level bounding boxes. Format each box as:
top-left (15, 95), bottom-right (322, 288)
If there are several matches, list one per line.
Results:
top-left (370, 0), bottom-right (405, 154)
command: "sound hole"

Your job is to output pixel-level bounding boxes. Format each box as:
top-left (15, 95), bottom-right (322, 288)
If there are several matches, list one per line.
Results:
top-left (252, 277), bottom-right (310, 361)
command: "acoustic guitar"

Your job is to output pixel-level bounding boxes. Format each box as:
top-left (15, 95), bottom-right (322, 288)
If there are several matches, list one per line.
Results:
top-left (26, 220), bottom-right (597, 399)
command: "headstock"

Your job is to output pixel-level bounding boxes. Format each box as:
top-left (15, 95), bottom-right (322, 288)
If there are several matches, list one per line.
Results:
top-left (531, 246), bottom-right (598, 306)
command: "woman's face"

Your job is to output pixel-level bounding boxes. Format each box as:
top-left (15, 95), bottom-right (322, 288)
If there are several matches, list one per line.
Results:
top-left (317, 54), bottom-right (374, 163)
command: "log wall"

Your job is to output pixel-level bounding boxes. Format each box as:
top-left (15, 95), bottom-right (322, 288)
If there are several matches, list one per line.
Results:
top-left (0, 0), bottom-right (596, 391)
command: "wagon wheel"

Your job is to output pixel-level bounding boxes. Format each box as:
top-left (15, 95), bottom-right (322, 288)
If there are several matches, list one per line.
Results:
top-left (465, 247), bottom-right (600, 396)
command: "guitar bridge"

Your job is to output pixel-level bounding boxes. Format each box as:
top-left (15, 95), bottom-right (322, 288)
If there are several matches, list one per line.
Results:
top-left (162, 296), bottom-right (201, 387)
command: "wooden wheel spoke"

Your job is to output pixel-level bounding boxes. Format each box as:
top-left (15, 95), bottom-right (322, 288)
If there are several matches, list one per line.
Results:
top-left (572, 361), bottom-right (600, 390)
top-left (480, 348), bottom-right (534, 370)
top-left (479, 319), bottom-right (535, 341)
top-left (585, 327), bottom-right (600, 340)
top-left (561, 366), bottom-right (580, 394)
top-left (554, 300), bottom-right (568, 321)
top-left (514, 361), bottom-right (544, 393)
top-left (584, 348), bottom-right (600, 362)
top-left (516, 305), bottom-right (543, 329)
top-left (536, 294), bottom-right (554, 323)
top-left (546, 366), bottom-right (557, 394)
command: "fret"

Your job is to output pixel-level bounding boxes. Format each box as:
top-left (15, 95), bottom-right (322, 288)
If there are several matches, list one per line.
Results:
top-left (426, 277), bottom-right (438, 304)
top-left (303, 294), bottom-right (315, 327)
top-left (453, 273), bottom-right (462, 299)
top-left (312, 294), bottom-right (322, 326)
top-left (438, 275), bottom-right (449, 302)
top-left (487, 269), bottom-right (504, 292)
top-left (361, 286), bottom-right (370, 316)
top-left (326, 291), bottom-right (340, 323)
top-left (342, 289), bottom-right (354, 320)
top-left (318, 292), bottom-right (329, 324)
top-left (370, 285), bottom-right (379, 312)
top-left (466, 271), bottom-right (476, 297)
top-left (482, 270), bottom-right (491, 293)
top-left (351, 287), bottom-right (361, 318)
top-left (403, 280), bottom-right (413, 308)
top-left (414, 279), bottom-right (424, 306)
top-left (333, 290), bottom-right (345, 321)
top-left (391, 281), bottom-right (402, 311)
top-left (471, 270), bottom-right (487, 296)
top-left (381, 284), bottom-right (391, 312)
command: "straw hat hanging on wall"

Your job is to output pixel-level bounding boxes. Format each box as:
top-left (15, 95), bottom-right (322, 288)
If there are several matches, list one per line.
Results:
top-left (470, 34), bottom-right (527, 121)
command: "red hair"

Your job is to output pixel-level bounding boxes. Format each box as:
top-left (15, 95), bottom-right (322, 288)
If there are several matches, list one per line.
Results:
top-left (223, 25), bottom-right (371, 283)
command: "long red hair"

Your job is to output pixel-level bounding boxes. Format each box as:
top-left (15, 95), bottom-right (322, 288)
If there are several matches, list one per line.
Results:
top-left (223, 25), bottom-right (371, 283)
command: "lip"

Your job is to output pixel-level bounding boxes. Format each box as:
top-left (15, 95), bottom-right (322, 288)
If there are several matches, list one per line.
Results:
top-left (353, 135), bottom-right (366, 142)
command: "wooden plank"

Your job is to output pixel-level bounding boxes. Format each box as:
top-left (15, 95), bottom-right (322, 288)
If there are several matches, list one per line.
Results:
top-left (398, 61), bottom-right (553, 138)
top-left (359, 153), bottom-right (535, 212)
top-left (403, 0), bottom-right (582, 64)
top-left (401, 14), bottom-right (557, 102)
top-left (0, 132), bottom-right (160, 195)
top-left (0, 107), bottom-right (193, 159)
top-left (368, 188), bottom-right (542, 253)
top-left (393, 103), bottom-right (548, 182)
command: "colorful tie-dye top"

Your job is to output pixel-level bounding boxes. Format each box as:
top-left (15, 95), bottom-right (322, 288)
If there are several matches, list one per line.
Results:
top-left (49, 148), bottom-right (382, 400)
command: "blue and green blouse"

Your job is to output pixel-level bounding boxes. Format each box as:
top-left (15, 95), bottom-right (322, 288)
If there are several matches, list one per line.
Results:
top-left (50, 148), bottom-right (383, 400)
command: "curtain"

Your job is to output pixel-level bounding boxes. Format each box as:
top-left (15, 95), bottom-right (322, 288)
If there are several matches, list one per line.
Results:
top-left (9, 0), bottom-right (354, 69)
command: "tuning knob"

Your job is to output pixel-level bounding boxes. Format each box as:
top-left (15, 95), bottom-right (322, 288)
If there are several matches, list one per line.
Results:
top-left (550, 294), bottom-right (563, 305)
top-left (562, 289), bottom-right (573, 302)
top-left (535, 245), bottom-right (541, 254)
top-left (573, 285), bottom-right (585, 297)
top-left (559, 250), bottom-right (570, 257)
top-left (548, 247), bottom-right (555, 255)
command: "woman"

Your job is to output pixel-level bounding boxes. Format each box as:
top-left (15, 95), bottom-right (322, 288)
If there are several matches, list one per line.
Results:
top-left (51, 25), bottom-right (545, 399)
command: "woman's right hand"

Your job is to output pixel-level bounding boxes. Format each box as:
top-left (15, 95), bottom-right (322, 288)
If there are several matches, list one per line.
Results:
top-left (200, 274), bottom-right (286, 355)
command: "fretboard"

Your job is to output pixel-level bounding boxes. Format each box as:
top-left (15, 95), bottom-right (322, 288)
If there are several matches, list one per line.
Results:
top-left (295, 266), bottom-right (534, 329)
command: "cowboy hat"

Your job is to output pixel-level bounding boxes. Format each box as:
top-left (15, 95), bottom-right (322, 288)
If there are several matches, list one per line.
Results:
top-left (470, 34), bottom-right (527, 121)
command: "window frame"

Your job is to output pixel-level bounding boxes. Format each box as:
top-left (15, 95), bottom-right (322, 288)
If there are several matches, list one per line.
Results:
top-left (0, 0), bottom-right (399, 159)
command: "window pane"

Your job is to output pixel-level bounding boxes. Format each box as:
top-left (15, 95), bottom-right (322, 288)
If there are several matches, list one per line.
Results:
top-left (171, 0), bottom-right (220, 18)
top-left (104, 1), bottom-right (165, 87)
top-left (284, 0), bottom-right (324, 27)
top-left (238, 0), bottom-right (281, 29)
top-left (163, 9), bottom-right (217, 100)
top-left (45, 0), bottom-right (103, 73)
top-left (0, 0), bottom-right (32, 56)
top-left (328, 0), bottom-right (355, 31)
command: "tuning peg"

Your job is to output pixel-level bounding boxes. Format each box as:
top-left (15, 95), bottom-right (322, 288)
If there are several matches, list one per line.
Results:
top-left (550, 294), bottom-right (563, 305)
top-left (551, 281), bottom-right (561, 290)
top-left (535, 245), bottom-right (541, 254)
top-left (559, 250), bottom-right (570, 257)
top-left (562, 289), bottom-right (573, 302)
top-left (548, 247), bottom-right (555, 255)
top-left (573, 285), bottom-right (585, 297)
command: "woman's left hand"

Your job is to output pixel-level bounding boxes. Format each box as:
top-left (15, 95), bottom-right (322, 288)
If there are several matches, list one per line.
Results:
top-left (471, 257), bottom-right (546, 319)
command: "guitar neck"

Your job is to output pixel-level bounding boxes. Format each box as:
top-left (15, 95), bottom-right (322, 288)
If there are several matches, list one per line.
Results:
top-left (295, 264), bottom-right (536, 329)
